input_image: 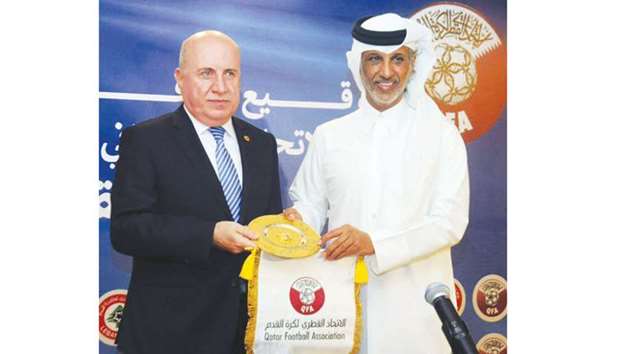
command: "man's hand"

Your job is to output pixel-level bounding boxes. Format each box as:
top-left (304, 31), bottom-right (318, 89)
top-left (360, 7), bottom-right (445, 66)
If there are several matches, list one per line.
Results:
top-left (282, 207), bottom-right (303, 222)
top-left (321, 224), bottom-right (374, 261)
top-left (213, 221), bottom-right (257, 254)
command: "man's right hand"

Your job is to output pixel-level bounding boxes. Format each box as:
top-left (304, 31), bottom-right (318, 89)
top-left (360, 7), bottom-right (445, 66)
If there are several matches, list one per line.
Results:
top-left (283, 207), bottom-right (303, 222)
top-left (213, 221), bottom-right (257, 254)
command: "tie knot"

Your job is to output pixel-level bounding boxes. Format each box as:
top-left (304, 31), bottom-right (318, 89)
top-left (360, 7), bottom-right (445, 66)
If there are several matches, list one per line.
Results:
top-left (209, 126), bottom-right (226, 142)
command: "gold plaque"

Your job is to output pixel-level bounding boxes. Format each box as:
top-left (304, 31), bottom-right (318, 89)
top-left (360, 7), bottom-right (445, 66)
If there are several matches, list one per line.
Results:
top-left (249, 215), bottom-right (321, 258)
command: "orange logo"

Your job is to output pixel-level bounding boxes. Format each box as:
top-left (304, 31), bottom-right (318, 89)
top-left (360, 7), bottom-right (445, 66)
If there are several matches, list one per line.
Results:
top-left (473, 274), bottom-right (507, 322)
top-left (454, 278), bottom-right (466, 316)
top-left (412, 3), bottom-right (506, 143)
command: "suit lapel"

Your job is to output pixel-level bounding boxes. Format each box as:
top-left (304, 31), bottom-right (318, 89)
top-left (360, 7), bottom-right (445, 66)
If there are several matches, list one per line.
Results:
top-left (170, 106), bottom-right (231, 219)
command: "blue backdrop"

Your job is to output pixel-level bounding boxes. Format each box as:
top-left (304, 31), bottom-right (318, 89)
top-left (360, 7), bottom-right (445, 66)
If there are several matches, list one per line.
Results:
top-left (99, 1), bottom-right (506, 352)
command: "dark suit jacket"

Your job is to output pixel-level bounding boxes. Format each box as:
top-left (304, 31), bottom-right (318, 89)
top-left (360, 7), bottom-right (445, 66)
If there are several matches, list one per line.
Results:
top-left (110, 106), bottom-right (282, 354)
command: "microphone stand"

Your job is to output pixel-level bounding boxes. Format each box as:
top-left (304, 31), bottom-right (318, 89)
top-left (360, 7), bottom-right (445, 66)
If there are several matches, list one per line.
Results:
top-left (431, 298), bottom-right (478, 354)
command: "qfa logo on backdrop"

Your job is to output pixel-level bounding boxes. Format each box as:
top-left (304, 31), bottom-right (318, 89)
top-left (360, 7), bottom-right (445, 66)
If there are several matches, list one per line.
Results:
top-left (99, 289), bottom-right (127, 346)
top-left (473, 274), bottom-right (507, 322)
top-left (412, 3), bottom-right (507, 143)
top-left (477, 333), bottom-right (507, 354)
top-left (454, 278), bottom-right (466, 316)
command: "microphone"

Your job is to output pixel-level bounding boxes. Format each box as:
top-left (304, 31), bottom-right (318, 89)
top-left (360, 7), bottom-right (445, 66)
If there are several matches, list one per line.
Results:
top-left (425, 282), bottom-right (478, 354)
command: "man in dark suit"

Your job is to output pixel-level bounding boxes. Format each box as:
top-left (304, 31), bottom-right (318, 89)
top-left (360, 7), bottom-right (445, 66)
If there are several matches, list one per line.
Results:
top-left (111, 30), bottom-right (282, 354)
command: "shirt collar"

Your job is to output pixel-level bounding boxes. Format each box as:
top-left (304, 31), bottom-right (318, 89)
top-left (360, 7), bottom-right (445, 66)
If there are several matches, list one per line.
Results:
top-left (358, 96), bottom-right (409, 135)
top-left (360, 95), bottom-right (408, 119)
top-left (184, 105), bottom-right (236, 139)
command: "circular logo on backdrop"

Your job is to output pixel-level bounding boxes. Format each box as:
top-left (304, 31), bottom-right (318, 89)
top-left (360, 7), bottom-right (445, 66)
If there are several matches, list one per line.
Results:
top-left (473, 274), bottom-right (507, 322)
top-left (477, 333), bottom-right (508, 354)
top-left (454, 278), bottom-right (466, 316)
top-left (411, 3), bottom-right (507, 143)
top-left (99, 289), bottom-right (127, 346)
top-left (289, 277), bottom-right (325, 315)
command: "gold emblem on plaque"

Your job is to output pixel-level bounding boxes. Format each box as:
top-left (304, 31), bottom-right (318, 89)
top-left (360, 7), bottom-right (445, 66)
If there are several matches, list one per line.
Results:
top-left (249, 215), bottom-right (320, 258)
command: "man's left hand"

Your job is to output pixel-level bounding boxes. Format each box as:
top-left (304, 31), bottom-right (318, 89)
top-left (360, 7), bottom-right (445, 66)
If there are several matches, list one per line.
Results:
top-left (321, 224), bottom-right (374, 261)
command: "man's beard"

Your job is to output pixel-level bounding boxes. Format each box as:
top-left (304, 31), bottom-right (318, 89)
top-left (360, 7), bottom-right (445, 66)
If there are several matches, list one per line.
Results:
top-left (360, 73), bottom-right (408, 108)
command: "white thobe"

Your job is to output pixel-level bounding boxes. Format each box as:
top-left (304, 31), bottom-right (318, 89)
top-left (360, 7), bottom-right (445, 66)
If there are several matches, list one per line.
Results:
top-left (289, 97), bottom-right (469, 354)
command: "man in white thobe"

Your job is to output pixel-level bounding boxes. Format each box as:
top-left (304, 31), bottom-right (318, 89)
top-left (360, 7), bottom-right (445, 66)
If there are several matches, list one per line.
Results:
top-left (284, 13), bottom-right (469, 354)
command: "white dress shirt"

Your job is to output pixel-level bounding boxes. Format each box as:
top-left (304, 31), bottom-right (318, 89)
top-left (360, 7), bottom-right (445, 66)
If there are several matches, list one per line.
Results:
top-left (289, 97), bottom-right (469, 354)
top-left (185, 106), bottom-right (243, 185)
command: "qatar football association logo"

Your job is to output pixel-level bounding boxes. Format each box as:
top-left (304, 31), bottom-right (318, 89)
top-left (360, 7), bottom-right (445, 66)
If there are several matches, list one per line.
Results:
top-left (412, 3), bottom-right (507, 143)
top-left (477, 333), bottom-right (507, 354)
top-left (289, 277), bottom-right (325, 315)
top-left (473, 274), bottom-right (507, 322)
top-left (454, 278), bottom-right (466, 316)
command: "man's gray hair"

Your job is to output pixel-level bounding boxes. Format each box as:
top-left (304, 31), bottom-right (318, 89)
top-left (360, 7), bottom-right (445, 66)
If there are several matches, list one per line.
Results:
top-left (178, 37), bottom-right (189, 67)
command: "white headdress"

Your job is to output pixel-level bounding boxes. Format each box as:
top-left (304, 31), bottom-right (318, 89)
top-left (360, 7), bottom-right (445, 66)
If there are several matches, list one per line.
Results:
top-left (346, 13), bottom-right (437, 109)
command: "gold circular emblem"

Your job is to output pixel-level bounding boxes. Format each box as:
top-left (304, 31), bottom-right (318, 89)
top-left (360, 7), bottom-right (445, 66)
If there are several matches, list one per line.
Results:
top-left (473, 274), bottom-right (507, 322)
top-left (249, 214), bottom-right (321, 258)
top-left (476, 333), bottom-right (507, 354)
top-left (411, 3), bottom-right (507, 143)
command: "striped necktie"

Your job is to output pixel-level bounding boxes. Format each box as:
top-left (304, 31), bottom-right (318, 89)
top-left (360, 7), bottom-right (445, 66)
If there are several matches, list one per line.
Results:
top-left (209, 127), bottom-right (242, 222)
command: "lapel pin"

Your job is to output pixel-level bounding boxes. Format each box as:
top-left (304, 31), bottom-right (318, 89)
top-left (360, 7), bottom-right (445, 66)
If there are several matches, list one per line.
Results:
top-left (243, 135), bottom-right (251, 142)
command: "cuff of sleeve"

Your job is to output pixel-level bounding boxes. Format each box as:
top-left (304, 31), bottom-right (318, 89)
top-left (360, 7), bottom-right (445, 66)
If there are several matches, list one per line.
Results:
top-left (368, 222), bottom-right (463, 275)
top-left (368, 232), bottom-right (411, 275)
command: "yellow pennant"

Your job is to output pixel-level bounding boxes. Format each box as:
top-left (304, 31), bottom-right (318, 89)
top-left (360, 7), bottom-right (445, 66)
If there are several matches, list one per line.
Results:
top-left (239, 248), bottom-right (257, 280)
top-left (354, 256), bottom-right (368, 284)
